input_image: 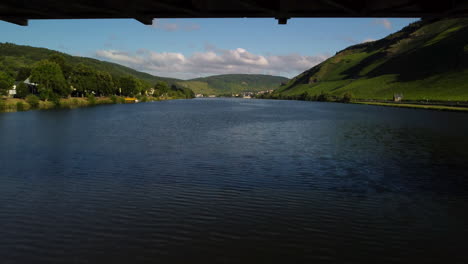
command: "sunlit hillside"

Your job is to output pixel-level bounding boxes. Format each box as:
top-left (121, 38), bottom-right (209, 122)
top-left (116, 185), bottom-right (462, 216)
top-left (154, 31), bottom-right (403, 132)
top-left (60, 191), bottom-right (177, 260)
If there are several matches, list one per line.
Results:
top-left (276, 18), bottom-right (468, 101)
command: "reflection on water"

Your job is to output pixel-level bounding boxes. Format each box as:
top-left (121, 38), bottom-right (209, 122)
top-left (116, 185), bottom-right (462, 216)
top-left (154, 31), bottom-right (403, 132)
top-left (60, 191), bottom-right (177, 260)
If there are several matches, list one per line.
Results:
top-left (1, 99), bottom-right (468, 263)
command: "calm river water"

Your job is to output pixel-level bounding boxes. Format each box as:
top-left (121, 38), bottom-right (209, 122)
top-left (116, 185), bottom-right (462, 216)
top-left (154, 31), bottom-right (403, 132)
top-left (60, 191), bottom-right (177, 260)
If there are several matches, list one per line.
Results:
top-left (1, 98), bottom-right (468, 263)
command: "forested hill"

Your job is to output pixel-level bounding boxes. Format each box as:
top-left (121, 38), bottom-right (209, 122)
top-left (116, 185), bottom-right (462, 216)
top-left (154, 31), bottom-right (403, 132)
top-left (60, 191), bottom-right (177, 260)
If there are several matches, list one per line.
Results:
top-left (180, 74), bottom-right (289, 95)
top-left (275, 18), bottom-right (468, 101)
top-left (0, 43), bottom-right (288, 96)
top-left (0, 42), bottom-right (178, 85)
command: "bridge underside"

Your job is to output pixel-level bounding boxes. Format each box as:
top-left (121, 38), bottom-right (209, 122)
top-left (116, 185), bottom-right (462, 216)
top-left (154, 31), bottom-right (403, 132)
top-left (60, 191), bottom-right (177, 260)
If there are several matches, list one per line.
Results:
top-left (1, 0), bottom-right (468, 26)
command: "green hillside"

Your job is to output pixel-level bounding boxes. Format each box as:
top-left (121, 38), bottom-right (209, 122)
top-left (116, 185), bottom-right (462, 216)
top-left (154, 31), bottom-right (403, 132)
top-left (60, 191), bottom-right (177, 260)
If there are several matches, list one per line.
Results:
top-left (276, 18), bottom-right (468, 101)
top-left (0, 43), bottom-right (287, 96)
top-left (0, 42), bottom-right (179, 85)
top-left (180, 74), bottom-right (289, 95)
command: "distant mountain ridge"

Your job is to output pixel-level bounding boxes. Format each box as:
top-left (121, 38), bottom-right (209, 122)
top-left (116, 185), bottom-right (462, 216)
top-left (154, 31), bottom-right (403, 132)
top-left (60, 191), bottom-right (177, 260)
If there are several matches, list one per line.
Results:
top-left (179, 74), bottom-right (289, 95)
top-left (0, 42), bottom-right (288, 95)
top-left (275, 18), bottom-right (468, 101)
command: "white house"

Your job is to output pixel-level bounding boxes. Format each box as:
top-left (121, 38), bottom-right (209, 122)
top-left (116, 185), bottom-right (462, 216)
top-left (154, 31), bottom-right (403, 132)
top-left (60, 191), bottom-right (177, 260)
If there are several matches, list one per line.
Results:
top-left (24, 77), bottom-right (37, 86)
top-left (8, 84), bottom-right (16, 97)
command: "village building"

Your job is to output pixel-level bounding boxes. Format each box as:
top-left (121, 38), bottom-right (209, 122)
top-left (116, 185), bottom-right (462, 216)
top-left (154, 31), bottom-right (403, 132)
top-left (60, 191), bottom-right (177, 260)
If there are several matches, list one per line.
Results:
top-left (393, 93), bottom-right (403, 102)
top-left (8, 84), bottom-right (16, 97)
top-left (146, 88), bottom-right (155, 96)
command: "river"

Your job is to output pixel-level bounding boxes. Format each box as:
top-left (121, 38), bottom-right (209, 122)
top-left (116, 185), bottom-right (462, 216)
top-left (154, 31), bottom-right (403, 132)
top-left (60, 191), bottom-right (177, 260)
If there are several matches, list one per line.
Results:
top-left (1, 98), bottom-right (468, 263)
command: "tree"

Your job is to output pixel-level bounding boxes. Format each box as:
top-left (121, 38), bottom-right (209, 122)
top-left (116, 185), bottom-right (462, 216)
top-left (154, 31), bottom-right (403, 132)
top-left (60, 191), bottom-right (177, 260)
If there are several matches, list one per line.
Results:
top-left (26, 94), bottom-right (40, 108)
top-left (299, 91), bottom-right (309, 101)
top-left (183, 87), bottom-right (195, 98)
top-left (341, 92), bottom-right (353, 103)
top-left (317, 91), bottom-right (331, 102)
top-left (170, 84), bottom-right (178, 91)
top-left (95, 71), bottom-right (115, 96)
top-left (119, 75), bottom-right (142, 96)
top-left (48, 54), bottom-right (72, 78)
top-left (0, 71), bottom-right (14, 96)
top-left (154, 81), bottom-right (169, 96)
top-left (69, 64), bottom-right (97, 97)
top-left (15, 82), bottom-right (29, 98)
top-left (16, 67), bottom-right (31, 81)
top-left (152, 89), bottom-right (161, 97)
top-left (175, 87), bottom-right (195, 99)
top-left (30, 60), bottom-right (69, 101)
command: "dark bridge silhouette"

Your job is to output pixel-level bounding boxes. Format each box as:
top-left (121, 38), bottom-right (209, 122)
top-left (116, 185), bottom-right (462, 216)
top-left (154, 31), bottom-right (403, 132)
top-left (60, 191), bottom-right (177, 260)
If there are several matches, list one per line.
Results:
top-left (1, 0), bottom-right (468, 26)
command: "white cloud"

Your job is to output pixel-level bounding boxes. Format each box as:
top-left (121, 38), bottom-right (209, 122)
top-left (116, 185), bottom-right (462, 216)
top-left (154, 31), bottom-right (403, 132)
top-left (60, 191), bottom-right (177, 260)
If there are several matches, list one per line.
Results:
top-left (150, 19), bottom-right (200, 32)
top-left (95, 50), bottom-right (144, 65)
top-left (95, 46), bottom-right (329, 79)
top-left (362, 38), bottom-right (376, 43)
top-left (373, 18), bottom-right (392, 30)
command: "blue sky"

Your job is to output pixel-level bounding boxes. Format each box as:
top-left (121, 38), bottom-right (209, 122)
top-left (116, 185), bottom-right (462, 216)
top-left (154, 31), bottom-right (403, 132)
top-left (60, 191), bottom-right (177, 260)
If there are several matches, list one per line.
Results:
top-left (0, 17), bottom-right (418, 79)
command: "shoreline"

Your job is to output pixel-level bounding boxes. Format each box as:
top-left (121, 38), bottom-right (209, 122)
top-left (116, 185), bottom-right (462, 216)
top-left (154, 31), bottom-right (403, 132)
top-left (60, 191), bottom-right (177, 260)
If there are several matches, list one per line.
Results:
top-left (4, 96), bottom-right (468, 113)
top-left (0, 96), bottom-right (181, 113)
top-left (252, 96), bottom-right (468, 112)
top-left (354, 101), bottom-right (468, 112)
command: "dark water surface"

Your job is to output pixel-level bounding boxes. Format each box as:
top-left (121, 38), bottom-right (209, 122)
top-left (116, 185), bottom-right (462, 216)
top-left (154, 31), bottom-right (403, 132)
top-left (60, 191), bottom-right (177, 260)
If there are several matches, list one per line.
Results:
top-left (1, 98), bottom-right (468, 263)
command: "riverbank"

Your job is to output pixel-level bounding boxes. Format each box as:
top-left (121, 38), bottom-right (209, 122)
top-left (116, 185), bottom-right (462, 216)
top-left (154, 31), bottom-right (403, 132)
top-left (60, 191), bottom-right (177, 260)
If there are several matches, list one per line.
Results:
top-left (354, 101), bottom-right (468, 112)
top-left (0, 96), bottom-right (179, 113)
top-left (254, 94), bottom-right (468, 112)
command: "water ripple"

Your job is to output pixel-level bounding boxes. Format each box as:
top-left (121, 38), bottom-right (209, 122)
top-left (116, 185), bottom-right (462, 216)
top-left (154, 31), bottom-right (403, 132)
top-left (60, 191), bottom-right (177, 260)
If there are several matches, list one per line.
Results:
top-left (1, 99), bottom-right (468, 263)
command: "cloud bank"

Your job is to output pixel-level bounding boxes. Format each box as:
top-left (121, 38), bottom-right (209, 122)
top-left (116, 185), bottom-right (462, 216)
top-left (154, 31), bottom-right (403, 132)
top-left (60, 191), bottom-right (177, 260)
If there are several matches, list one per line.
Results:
top-left (95, 47), bottom-right (329, 79)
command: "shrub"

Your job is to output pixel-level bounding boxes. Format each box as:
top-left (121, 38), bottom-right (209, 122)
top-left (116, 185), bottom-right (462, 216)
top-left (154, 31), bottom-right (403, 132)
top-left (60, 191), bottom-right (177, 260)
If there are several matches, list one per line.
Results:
top-left (26, 95), bottom-right (40, 108)
top-left (299, 92), bottom-right (309, 101)
top-left (110, 95), bottom-right (118, 104)
top-left (51, 95), bottom-right (61, 108)
top-left (39, 89), bottom-right (51, 101)
top-left (118, 97), bottom-right (125, 104)
top-left (60, 100), bottom-right (71, 109)
top-left (87, 94), bottom-right (96, 106)
top-left (341, 92), bottom-right (353, 103)
top-left (0, 99), bottom-right (5, 111)
top-left (317, 92), bottom-right (331, 102)
top-left (16, 101), bottom-right (25, 111)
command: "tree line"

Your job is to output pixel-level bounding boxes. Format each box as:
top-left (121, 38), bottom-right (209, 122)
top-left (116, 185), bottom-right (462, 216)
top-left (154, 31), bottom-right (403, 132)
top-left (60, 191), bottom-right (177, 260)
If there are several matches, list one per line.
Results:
top-left (256, 91), bottom-right (353, 103)
top-left (0, 54), bottom-right (194, 101)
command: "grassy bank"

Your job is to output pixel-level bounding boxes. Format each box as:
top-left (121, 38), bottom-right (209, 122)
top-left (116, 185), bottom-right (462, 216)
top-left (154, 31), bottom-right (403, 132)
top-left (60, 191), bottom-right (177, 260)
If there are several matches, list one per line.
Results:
top-left (354, 101), bottom-right (468, 112)
top-left (0, 95), bottom-right (176, 113)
